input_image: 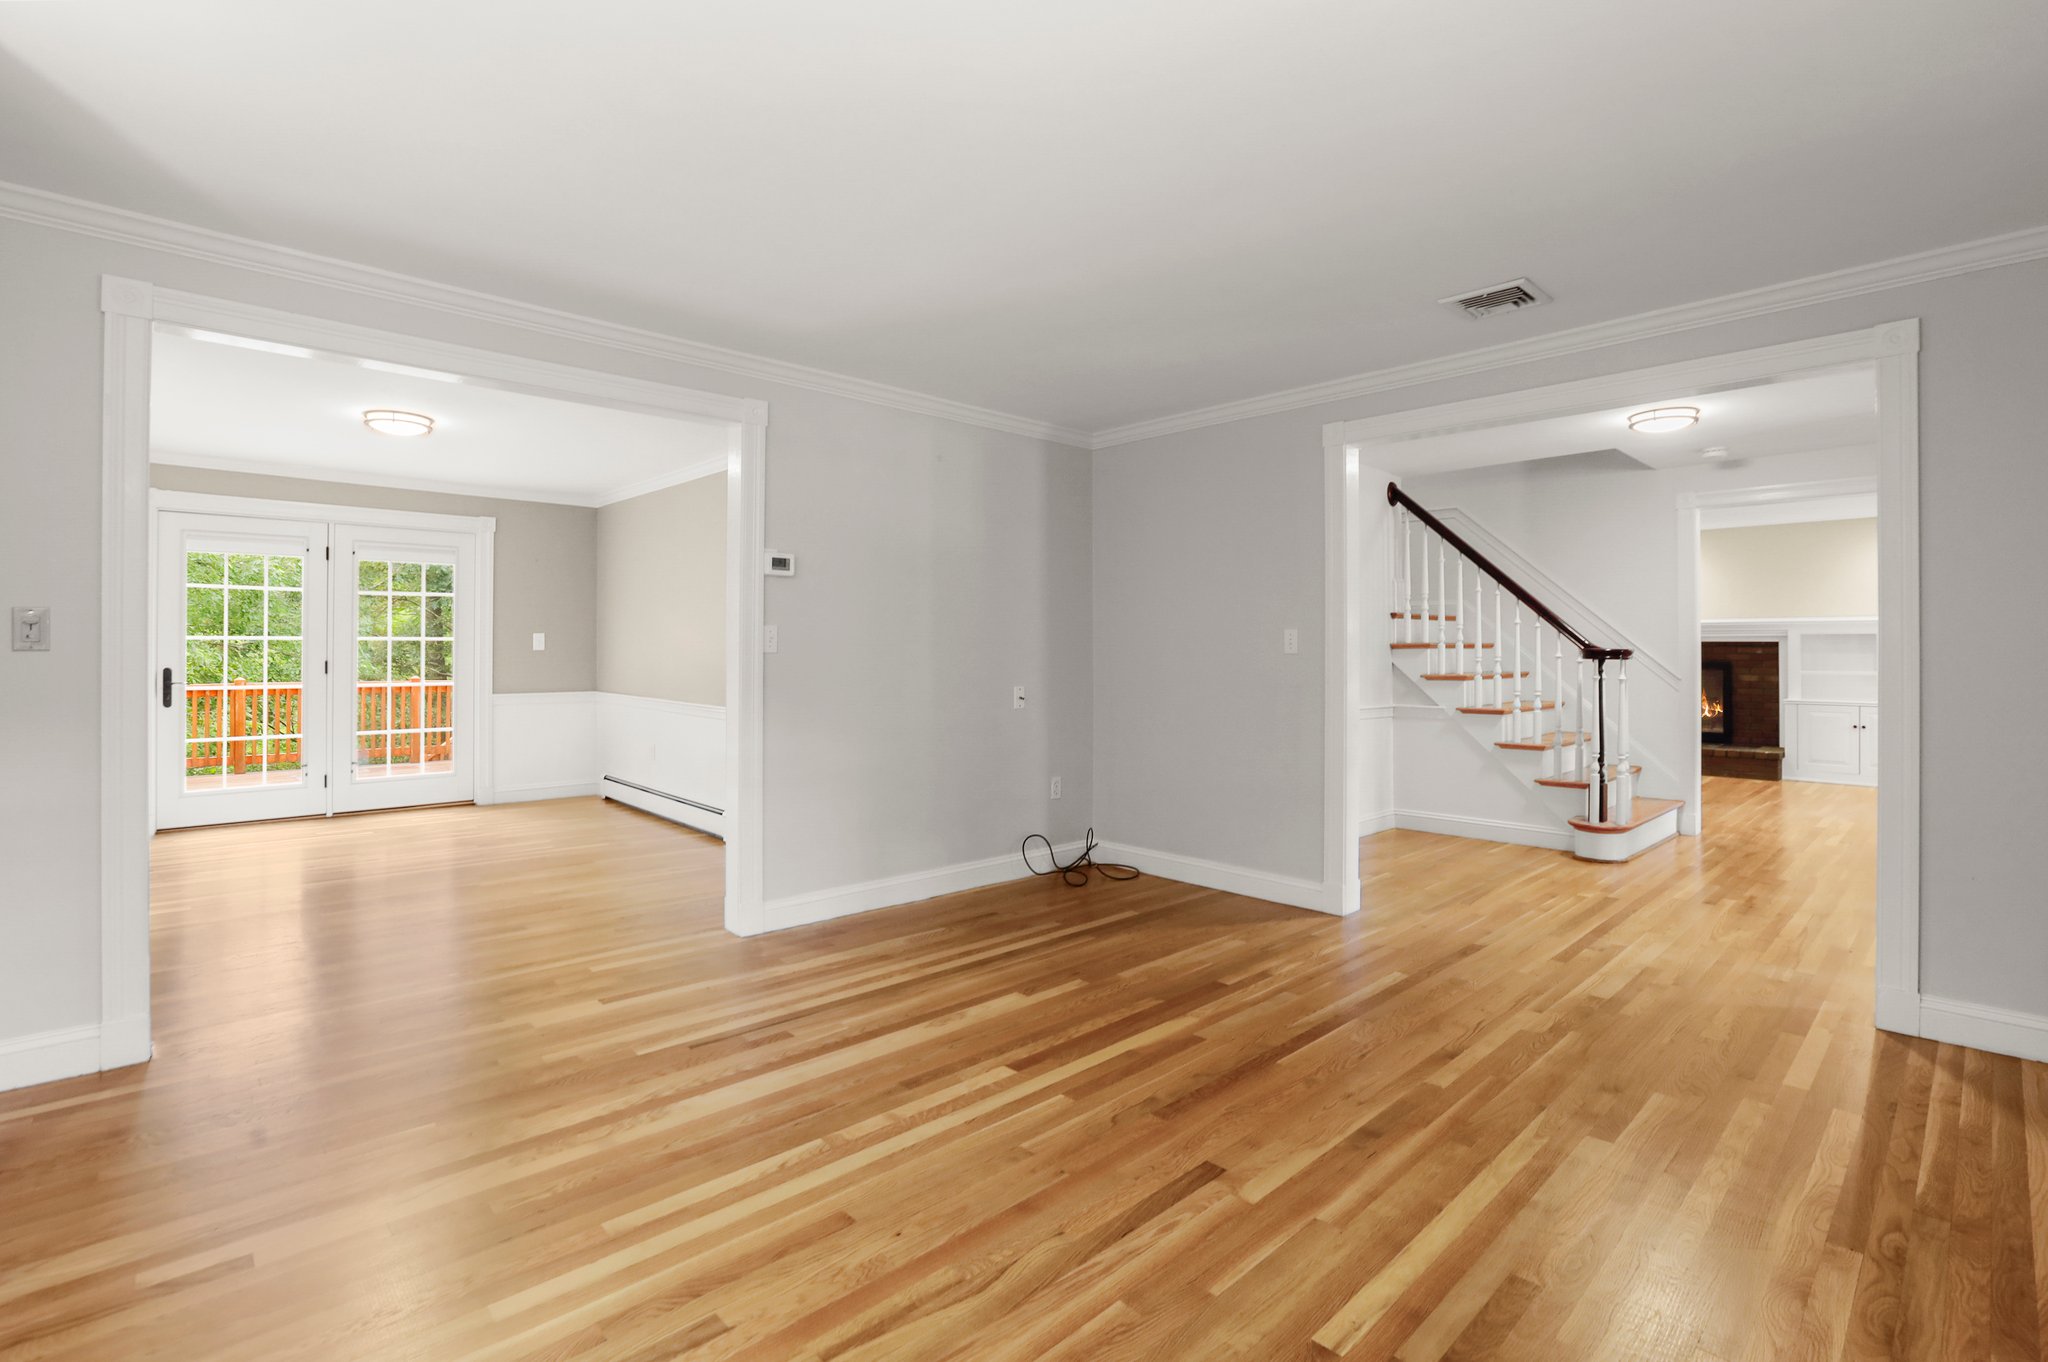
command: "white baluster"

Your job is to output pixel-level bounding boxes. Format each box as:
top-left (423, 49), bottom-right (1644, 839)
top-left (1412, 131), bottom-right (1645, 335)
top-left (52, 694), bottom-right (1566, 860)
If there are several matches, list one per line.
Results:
top-left (1576, 656), bottom-right (1588, 786)
top-left (1402, 510), bottom-right (1414, 643)
top-left (1436, 537), bottom-right (1447, 673)
top-left (1455, 557), bottom-right (1466, 692)
top-left (1499, 581), bottom-right (1515, 712)
top-left (1512, 602), bottom-right (1523, 739)
top-left (1531, 618), bottom-right (1543, 749)
top-left (1554, 632), bottom-right (1565, 777)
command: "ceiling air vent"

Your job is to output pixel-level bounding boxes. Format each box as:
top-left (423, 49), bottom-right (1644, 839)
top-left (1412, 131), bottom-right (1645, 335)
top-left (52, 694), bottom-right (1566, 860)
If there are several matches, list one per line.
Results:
top-left (1440, 278), bottom-right (1552, 320)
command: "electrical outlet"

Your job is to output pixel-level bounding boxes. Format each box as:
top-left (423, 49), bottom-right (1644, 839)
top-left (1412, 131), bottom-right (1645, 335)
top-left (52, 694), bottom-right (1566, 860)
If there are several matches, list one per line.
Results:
top-left (1283, 627), bottom-right (1299, 655)
top-left (1013, 684), bottom-right (1027, 709)
top-left (1050, 776), bottom-right (1062, 800)
top-left (764, 624), bottom-right (778, 654)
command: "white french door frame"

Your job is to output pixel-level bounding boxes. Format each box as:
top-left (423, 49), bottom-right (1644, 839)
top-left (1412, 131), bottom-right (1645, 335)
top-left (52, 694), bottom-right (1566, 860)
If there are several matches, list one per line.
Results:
top-left (1327, 319), bottom-right (1922, 1041)
top-left (148, 491), bottom-right (497, 826)
top-left (100, 277), bottom-right (771, 1074)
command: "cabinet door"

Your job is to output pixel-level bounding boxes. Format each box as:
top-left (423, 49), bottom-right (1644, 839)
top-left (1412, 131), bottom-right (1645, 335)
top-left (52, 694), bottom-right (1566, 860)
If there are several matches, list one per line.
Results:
top-left (1858, 706), bottom-right (1878, 776)
top-left (1795, 704), bottom-right (1864, 778)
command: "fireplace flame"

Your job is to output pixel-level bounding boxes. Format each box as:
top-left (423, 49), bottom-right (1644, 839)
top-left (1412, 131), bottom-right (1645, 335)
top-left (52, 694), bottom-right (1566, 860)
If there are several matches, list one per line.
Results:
top-left (1701, 692), bottom-right (1725, 721)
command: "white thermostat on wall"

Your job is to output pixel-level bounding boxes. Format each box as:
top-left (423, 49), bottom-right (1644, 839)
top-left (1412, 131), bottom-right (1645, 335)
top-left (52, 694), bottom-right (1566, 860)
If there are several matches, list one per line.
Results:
top-left (765, 553), bottom-right (796, 576)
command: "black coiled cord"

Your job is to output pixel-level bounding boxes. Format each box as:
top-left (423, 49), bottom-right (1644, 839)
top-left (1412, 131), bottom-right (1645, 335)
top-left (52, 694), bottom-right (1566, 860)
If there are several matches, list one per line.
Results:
top-left (1021, 827), bottom-right (1140, 887)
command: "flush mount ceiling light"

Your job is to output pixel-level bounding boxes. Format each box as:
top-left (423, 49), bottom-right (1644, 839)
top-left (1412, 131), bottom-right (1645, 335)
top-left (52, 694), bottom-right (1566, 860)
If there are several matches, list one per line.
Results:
top-left (1700, 445), bottom-right (1730, 460)
top-left (362, 409), bottom-right (435, 438)
top-left (1627, 406), bottom-right (1700, 434)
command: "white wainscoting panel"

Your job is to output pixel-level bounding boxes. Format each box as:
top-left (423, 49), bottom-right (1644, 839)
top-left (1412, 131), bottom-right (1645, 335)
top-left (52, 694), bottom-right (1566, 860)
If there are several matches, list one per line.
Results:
top-left (598, 693), bottom-right (727, 837)
top-left (489, 692), bottom-right (726, 835)
top-left (490, 692), bottom-right (603, 802)
top-left (1356, 704), bottom-right (1395, 837)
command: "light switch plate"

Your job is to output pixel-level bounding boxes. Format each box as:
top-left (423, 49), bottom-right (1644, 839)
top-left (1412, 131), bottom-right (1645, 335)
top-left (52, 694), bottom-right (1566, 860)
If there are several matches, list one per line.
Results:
top-left (12, 606), bottom-right (50, 652)
top-left (1283, 627), bottom-right (1299, 655)
top-left (531, 632), bottom-right (546, 651)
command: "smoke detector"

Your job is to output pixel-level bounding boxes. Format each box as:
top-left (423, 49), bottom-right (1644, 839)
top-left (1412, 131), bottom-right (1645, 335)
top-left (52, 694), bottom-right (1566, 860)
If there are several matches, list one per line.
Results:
top-left (1440, 278), bottom-right (1552, 320)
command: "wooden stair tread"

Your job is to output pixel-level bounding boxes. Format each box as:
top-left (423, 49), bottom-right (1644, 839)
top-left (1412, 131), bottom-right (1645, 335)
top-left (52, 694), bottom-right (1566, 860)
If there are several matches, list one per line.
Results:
top-left (1534, 764), bottom-right (1643, 790)
top-left (1458, 701), bottom-right (1556, 715)
top-left (1422, 673), bottom-right (1477, 681)
top-left (1571, 797), bottom-right (1683, 834)
top-left (1496, 730), bottom-right (1590, 750)
top-left (1389, 612), bottom-right (1456, 620)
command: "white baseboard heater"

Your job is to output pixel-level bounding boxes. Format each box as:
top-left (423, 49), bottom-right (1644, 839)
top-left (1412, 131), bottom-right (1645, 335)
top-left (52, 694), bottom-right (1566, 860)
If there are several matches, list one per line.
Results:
top-left (600, 775), bottom-right (725, 840)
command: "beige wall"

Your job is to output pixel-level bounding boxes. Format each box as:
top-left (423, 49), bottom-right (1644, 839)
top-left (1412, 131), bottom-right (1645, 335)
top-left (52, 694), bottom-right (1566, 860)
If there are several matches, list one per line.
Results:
top-left (1700, 517), bottom-right (1878, 619)
top-left (596, 473), bottom-right (725, 705)
top-left (149, 464), bottom-right (598, 692)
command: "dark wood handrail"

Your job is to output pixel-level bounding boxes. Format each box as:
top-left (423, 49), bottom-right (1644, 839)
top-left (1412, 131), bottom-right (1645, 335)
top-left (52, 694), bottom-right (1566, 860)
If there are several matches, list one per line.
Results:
top-left (1386, 482), bottom-right (1632, 662)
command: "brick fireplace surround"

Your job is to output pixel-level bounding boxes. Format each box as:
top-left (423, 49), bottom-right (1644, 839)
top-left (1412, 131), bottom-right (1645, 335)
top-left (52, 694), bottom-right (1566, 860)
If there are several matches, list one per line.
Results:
top-left (1701, 641), bottom-right (1784, 780)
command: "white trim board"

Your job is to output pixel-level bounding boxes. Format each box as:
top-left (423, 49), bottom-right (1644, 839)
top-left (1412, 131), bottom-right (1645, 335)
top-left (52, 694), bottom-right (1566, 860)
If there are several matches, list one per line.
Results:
top-left (1915, 995), bottom-right (2048, 1066)
top-left (762, 843), bottom-right (1087, 934)
top-left (1389, 810), bottom-right (1573, 852)
top-left (0, 1024), bottom-right (109, 1094)
top-left (152, 448), bottom-right (727, 510)
top-left (1098, 226), bottom-right (2048, 448)
top-left (0, 178), bottom-right (1088, 448)
top-left (1094, 842), bottom-right (1339, 915)
top-left (1334, 320), bottom-right (1922, 1045)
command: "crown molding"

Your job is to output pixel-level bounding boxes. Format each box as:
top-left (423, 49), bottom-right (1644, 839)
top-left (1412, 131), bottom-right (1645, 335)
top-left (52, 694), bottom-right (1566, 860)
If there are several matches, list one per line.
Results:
top-left (15, 176), bottom-right (2046, 454)
top-left (0, 178), bottom-right (1092, 449)
top-left (592, 454), bottom-right (729, 506)
top-left (151, 450), bottom-right (606, 508)
top-left (1090, 225), bottom-right (2048, 448)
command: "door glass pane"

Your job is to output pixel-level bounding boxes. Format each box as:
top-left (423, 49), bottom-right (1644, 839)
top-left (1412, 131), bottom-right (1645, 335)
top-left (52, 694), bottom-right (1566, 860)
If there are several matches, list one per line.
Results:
top-left (184, 549), bottom-right (307, 792)
top-left (354, 557), bottom-right (455, 780)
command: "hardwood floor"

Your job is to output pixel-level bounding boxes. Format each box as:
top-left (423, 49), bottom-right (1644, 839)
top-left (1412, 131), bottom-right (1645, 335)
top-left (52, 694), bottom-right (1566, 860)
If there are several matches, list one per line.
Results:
top-left (2, 780), bottom-right (2041, 1360)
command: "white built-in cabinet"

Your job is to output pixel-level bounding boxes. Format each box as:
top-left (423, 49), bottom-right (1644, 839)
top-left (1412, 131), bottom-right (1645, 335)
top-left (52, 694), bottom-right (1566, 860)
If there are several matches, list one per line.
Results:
top-left (1787, 702), bottom-right (1878, 785)
top-left (1703, 618), bottom-right (1877, 787)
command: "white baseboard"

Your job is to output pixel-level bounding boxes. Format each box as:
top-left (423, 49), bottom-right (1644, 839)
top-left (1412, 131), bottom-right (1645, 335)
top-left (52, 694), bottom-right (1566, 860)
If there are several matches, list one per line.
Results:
top-left (1357, 810), bottom-right (1397, 838)
top-left (1093, 841), bottom-right (1335, 914)
top-left (0, 1023), bottom-right (103, 1093)
top-left (1874, 984), bottom-right (1921, 1035)
top-left (496, 781), bottom-right (604, 804)
top-left (1917, 994), bottom-right (2048, 1064)
top-left (1392, 809), bottom-right (1573, 851)
top-left (601, 777), bottom-right (725, 838)
top-left (761, 841), bottom-right (1085, 933)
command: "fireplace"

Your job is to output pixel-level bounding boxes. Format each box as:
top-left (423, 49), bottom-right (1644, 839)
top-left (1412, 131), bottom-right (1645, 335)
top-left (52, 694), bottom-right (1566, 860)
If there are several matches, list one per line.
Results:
top-left (1701, 660), bottom-right (1732, 745)
top-left (1699, 642), bottom-right (1783, 779)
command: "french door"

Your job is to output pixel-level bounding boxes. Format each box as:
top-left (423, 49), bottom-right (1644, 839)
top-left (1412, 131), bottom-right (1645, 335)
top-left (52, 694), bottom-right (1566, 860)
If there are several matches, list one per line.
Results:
top-left (156, 509), bottom-right (478, 828)
top-left (329, 524), bottom-right (476, 813)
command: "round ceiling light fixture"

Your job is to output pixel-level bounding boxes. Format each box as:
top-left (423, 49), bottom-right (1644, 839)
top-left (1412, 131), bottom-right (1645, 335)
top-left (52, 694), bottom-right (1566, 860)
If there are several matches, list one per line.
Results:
top-left (1626, 405), bottom-right (1700, 434)
top-left (362, 408), bottom-right (435, 438)
top-left (1700, 445), bottom-right (1730, 460)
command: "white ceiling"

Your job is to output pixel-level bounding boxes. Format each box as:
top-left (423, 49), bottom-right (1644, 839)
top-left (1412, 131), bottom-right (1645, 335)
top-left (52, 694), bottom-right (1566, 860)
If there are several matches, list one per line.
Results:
top-left (7, 2), bottom-right (2048, 434)
top-left (1367, 367), bottom-right (1878, 477)
top-left (149, 329), bottom-right (732, 505)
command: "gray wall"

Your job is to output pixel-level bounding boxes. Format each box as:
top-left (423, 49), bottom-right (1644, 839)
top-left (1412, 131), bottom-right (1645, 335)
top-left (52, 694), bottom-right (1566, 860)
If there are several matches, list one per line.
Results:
top-left (1094, 256), bottom-right (2048, 1020)
top-left (149, 464), bottom-right (599, 693)
top-left (595, 474), bottom-right (724, 705)
top-left (0, 214), bottom-right (1093, 1051)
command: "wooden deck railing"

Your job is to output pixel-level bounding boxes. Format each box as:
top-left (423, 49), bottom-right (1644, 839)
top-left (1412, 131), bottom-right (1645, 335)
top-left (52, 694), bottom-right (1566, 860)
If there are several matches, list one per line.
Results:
top-left (186, 681), bottom-right (453, 773)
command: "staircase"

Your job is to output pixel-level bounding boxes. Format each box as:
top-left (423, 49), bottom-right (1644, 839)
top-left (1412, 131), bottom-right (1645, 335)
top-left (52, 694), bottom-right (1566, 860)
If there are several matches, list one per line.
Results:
top-left (1386, 483), bottom-right (1683, 863)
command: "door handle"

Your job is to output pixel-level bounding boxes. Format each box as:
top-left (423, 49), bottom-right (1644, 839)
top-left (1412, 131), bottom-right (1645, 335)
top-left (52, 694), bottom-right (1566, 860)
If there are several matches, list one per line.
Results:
top-left (161, 667), bottom-right (173, 708)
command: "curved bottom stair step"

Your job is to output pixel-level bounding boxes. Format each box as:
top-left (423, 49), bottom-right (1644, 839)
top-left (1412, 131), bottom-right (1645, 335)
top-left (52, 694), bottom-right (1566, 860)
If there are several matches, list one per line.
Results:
top-left (1568, 797), bottom-right (1683, 863)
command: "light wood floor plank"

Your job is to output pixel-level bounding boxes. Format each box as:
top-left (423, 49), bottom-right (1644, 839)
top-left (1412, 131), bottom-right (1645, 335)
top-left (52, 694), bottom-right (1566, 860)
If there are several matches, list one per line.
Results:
top-left (1, 779), bottom-right (2042, 1360)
